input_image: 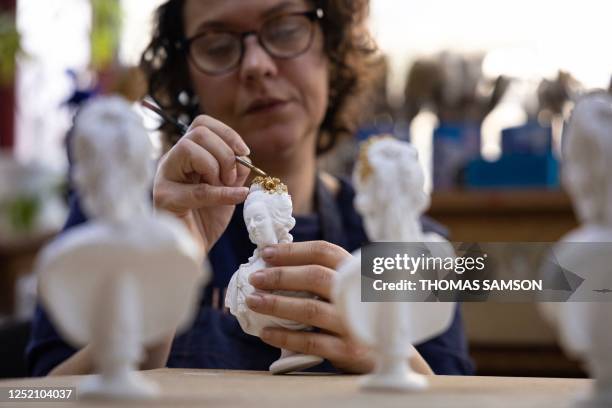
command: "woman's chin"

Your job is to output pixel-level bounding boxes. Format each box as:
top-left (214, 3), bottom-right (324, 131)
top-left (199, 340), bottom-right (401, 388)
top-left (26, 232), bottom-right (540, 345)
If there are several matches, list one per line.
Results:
top-left (241, 123), bottom-right (311, 161)
top-left (253, 135), bottom-right (304, 161)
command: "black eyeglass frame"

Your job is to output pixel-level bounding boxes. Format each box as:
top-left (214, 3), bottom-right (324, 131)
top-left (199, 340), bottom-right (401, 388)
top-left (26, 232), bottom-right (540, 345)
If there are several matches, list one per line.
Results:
top-left (176, 8), bottom-right (325, 76)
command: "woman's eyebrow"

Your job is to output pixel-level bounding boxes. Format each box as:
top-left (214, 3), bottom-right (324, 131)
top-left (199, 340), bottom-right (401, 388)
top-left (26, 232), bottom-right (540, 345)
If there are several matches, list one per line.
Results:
top-left (193, 20), bottom-right (232, 33)
top-left (193, 1), bottom-right (304, 33)
top-left (261, 0), bottom-right (304, 18)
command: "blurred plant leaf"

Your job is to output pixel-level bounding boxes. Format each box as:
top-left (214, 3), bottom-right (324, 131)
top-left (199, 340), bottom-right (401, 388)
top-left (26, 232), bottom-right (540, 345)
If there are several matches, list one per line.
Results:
top-left (90, 0), bottom-right (121, 70)
top-left (4, 196), bottom-right (40, 232)
top-left (0, 12), bottom-right (20, 86)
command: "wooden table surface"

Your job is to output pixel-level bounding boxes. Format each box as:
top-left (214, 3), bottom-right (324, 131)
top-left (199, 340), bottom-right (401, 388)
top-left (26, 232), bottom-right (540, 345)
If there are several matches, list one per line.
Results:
top-left (0, 369), bottom-right (592, 408)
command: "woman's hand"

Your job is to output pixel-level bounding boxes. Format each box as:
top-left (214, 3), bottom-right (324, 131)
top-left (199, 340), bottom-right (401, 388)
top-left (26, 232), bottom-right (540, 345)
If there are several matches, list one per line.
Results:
top-left (154, 115), bottom-right (251, 255)
top-left (245, 240), bottom-right (375, 373)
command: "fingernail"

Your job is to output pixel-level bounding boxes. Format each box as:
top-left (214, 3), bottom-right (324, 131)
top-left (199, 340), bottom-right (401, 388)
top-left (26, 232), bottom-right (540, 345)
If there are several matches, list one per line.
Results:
top-left (233, 187), bottom-right (249, 197)
top-left (246, 293), bottom-right (264, 309)
top-left (262, 247), bottom-right (276, 260)
top-left (237, 143), bottom-right (250, 156)
top-left (249, 271), bottom-right (265, 286)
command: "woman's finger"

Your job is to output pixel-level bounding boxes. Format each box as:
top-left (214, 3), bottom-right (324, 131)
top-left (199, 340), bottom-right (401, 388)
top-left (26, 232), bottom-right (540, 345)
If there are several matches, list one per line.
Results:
top-left (159, 138), bottom-right (221, 185)
top-left (259, 328), bottom-right (371, 373)
top-left (262, 241), bottom-right (350, 269)
top-left (189, 114), bottom-right (250, 156)
top-left (234, 155), bottom-right (251, 187)
top-left (187, 126), bottom-right (238, 186)
top-left (245, 293), bottom-right (344, 335)
top-left (249, 265), bottom-right (334, 299)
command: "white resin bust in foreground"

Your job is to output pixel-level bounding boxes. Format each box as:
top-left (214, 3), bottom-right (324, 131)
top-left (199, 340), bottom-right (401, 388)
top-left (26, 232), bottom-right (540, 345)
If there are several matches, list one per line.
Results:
top-left (333, 136), bottom-right (454, 391)
top-left (225, 177), bottom-right (323, 373)
top-left (544, 93), bottom-right (612, 408)
top-left (37, 96), bottom-right (206, 399)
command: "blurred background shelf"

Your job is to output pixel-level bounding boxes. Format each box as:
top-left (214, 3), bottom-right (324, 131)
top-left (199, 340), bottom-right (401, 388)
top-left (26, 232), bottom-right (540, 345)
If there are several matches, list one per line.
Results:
top-left (429, 189), bottom-right (577, 241)
top-left (0, 233), bottom-right (57, 379)
top-left (0, 233), bottom-right (55, 316)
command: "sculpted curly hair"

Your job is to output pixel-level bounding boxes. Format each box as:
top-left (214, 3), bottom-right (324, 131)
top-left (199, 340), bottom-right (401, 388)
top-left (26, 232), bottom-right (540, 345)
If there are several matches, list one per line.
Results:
top-left (140, 0), bottom-right (378, 154)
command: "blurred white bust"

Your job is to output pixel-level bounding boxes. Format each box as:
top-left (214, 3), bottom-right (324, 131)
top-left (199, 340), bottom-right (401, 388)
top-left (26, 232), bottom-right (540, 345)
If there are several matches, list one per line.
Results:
top-left (544, 93), bottom-right (612, 407)
top-left (37, 96), bottom-right (205, 399)
top-left (563, 92), bottom-right (612, 227)
top-left (353, 136), bottom-right (429, 242)
top-left (71, 95), bottom-right (154, 223)
top-left (334, 136), bottom-right (454, 391)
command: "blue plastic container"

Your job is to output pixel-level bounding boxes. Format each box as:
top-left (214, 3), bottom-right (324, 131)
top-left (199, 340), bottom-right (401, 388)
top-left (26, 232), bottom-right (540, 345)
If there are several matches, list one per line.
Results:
top-left (502, 121), bottom-right (552, 155)
top-left (432, 122), bottom-right (481, 190)
top-left (466, 153), bottom-right (559, 189)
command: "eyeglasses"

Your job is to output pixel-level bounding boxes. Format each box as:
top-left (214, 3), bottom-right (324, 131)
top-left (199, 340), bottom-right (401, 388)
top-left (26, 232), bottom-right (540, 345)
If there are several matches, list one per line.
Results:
top-left (178, 9), bottom-right (324, 76)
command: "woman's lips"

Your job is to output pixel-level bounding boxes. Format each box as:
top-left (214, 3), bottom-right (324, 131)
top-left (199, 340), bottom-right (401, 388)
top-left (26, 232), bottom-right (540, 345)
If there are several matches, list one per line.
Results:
top-left (245, 99), bottom-right (289, 115)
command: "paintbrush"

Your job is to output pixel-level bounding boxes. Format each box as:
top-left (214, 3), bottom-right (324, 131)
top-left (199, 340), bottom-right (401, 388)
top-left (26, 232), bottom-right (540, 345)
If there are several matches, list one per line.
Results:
top-left (141, 99), bottom-right (267, 177)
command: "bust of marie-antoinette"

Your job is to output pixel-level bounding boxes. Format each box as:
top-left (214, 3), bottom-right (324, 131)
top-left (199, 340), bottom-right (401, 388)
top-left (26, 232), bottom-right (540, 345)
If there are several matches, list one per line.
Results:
top-left (225, 176), bottom-right (304, 335)
top-left (225, 176), bottom-right (323, 373)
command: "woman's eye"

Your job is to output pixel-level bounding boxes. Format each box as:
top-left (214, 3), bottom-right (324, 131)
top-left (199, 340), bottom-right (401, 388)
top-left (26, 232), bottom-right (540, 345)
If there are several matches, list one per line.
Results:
top-left (271, 24), bottom-right (300, 38)
top-left (266, 19), bottom-right (305, 42)
top-left (195, 34), bottom-right (236, 57)
top-left (205, 41), bottom-right (234, 57)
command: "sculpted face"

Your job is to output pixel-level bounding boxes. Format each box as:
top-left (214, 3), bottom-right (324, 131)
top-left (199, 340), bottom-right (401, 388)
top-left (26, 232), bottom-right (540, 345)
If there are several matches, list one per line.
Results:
top-left (244, 200), bottom-right (278, 246)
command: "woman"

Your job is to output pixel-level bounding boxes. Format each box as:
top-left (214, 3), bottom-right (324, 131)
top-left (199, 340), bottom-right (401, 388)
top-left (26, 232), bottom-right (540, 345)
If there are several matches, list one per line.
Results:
top-left (27, 0), bottom-right (473, 376)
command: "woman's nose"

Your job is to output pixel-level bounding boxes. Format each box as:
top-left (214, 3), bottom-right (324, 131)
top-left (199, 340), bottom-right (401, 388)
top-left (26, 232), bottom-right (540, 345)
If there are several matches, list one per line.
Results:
top-left (239, 35), bottom-right (278, 82)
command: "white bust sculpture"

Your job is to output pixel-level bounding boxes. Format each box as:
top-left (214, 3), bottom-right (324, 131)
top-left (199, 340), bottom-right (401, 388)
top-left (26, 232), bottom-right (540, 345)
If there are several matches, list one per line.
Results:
top-left (333, 136), bottom-right (455, 391)
top-left (542, 93), bottom-right (612, 408)
top-left (37, 96), bottom-right (206, 399)
top-left (225, 176), bottom-right (323, 374)
top-left (353, 136), bottom-right (430, 242)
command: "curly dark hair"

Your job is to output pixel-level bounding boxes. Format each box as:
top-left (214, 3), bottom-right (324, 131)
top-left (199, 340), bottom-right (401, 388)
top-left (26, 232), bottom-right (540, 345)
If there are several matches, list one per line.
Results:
top-left (140, 0), bottom-right (378, 154)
